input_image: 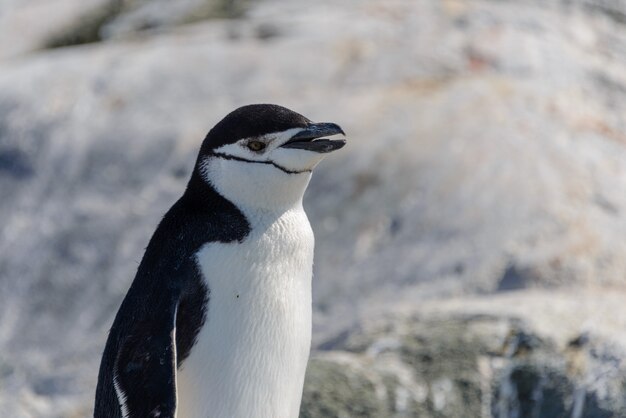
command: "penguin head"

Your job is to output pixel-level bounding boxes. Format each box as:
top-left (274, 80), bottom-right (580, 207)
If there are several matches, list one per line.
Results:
top-left (195, 104), bottom-right (346, 210)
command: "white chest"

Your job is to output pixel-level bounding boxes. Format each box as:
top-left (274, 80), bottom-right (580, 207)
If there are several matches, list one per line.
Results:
top-left (176, 207), bottom-right (314, 418)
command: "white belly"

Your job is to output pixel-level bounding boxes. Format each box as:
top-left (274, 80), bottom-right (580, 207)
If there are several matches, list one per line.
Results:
top-left (176, 207), bottom-right (314, 418)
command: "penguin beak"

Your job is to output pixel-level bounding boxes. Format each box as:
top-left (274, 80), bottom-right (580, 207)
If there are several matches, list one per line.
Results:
top-left (281, 123), bottom-right (346, 153)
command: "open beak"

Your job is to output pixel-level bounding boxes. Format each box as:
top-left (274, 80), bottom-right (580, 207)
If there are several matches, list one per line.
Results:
top-left (280, 122), bottom-right (346, 153)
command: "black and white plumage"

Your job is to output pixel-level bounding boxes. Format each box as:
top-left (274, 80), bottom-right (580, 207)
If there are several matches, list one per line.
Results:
top-left (94, 104), bottom-right (346, 418)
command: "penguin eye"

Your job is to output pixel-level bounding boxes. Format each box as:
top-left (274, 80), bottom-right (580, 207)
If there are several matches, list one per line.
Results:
top-left (247, 141), bottom-right (266, 152)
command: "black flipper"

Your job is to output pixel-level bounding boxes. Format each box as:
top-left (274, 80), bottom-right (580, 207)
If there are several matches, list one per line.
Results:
top-left (113, 301), bottom-right (178, 418)
top-left (95, 170), bottom-right (249, 417)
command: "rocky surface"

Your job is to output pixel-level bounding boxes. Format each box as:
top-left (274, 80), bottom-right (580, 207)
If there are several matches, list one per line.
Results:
top-left (2, 0), bottom-right (626, 416)
top-left (303, 294), bottom-right (626, 418)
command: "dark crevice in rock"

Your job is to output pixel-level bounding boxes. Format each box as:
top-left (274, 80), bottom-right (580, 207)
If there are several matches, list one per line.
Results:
top-left (317, 329), bottom-right (352, 351)
top-left (183, 0), bottom-right (250, 23)
top-left (483, 0), bottom-right (626, 25)
top-left (0, 148), bottom-right (34, 179)
top-left (44, 0), bottom-right (251, 49)
top-left (497, 263), bottom-right (535, 292)
top-left (44, 1), bottom-right (124, 48)
top-left (579, 0), bottom-right (626, 24)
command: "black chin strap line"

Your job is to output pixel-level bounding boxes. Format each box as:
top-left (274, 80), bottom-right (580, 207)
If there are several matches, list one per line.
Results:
top-left (210, 152), bottom-right (311, 175)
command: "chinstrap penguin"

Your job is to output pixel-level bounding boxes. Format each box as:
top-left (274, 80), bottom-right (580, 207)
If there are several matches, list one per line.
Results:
top-left (94, 104), bottom-right (346, 418)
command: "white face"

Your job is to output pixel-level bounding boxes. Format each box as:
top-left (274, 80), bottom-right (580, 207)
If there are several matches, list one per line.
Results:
top-left (212, 128), bottom-right (329, 174)
top-left (199, 128), bottom-right (329, 212)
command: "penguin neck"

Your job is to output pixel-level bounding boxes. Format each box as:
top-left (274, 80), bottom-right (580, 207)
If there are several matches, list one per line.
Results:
top-left (197, 157), bottom-right (311, 216)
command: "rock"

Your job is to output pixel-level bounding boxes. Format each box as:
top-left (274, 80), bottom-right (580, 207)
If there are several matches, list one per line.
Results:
top-left (302, 309), bottom-right (626, 418)
top-left (2, 0), bottom-right (626, 416)
top-left (0, 0), bottom-right (250, 54)
top-left (0, 0), bottom-right (108, 59)
top-left (300, 356), bottom-right (386, 418)
top-left (100, 0), bottom-right (250, 39)
top-left (44, 0), bottom-right (251, 48)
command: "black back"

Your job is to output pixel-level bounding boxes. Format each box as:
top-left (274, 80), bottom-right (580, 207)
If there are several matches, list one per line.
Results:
top-left (94, 104), bottom-right (311, 418)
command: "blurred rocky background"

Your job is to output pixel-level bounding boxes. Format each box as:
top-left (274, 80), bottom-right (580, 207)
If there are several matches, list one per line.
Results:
top-left (2, 0), bottom-right (626, 416)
